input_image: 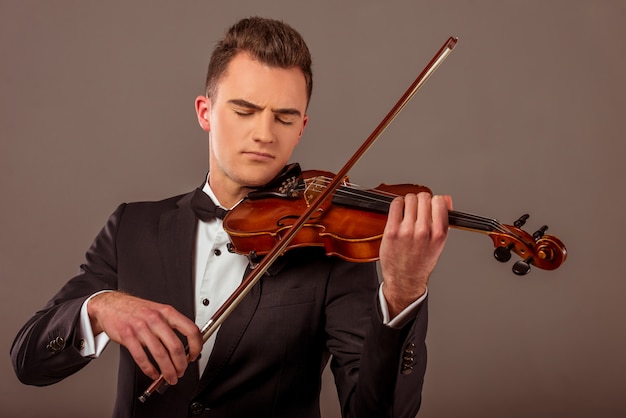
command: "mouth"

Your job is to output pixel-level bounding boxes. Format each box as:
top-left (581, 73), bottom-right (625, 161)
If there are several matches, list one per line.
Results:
top-left (242, 151), bottom-right (275, 162)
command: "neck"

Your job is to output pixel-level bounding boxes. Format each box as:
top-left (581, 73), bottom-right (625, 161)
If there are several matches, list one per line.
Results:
top-left (207, 175), bottom-right (252, 209)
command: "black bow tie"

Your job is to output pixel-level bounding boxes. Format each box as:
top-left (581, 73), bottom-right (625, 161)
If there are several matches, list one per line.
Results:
top-left (190, 188), bottom-right (229, 221)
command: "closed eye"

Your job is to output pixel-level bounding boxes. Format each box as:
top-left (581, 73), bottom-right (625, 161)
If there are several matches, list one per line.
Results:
top-left (275, 116), bottom-right (294, 125)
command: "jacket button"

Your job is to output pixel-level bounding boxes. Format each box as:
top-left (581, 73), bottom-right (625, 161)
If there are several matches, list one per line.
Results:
top-left (190, 401), bottom-right (205, 415)
top-left (401, 342), bottom-right (415, 374)
top-left (401, 365), bottom-right (414, 375)
top-left (46, 336), bottom-right (65, 353)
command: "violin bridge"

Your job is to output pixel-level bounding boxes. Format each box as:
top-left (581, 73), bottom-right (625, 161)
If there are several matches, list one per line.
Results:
top-left (303, 175), bottom-right (348, 207)
top-left (303, 176), bottom-right (327, 206)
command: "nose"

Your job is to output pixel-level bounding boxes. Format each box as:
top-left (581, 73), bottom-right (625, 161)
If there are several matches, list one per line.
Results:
top-left (252, 112), bottom-right (275, 143)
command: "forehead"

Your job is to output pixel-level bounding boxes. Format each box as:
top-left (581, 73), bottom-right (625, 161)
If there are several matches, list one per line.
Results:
top-left (214, 53), bottom-right (308, 109)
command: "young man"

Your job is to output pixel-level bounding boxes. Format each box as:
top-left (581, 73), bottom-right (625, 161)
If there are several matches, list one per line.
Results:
top-left (11, 17), bottom-right (451, 417)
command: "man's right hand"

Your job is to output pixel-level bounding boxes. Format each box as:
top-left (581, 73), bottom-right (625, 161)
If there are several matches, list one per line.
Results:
top-left (87, 291), bottom-right (202, 385)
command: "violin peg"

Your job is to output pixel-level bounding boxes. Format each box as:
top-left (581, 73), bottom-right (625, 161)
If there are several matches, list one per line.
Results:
top-left (533, 225), bottom-right (548, 240)
top-left (493, 245), bottom-right (513, 262)
top-left (512, 258), bottom-right (533, 275)
top-left (514, 214), bottom-right (530, 228)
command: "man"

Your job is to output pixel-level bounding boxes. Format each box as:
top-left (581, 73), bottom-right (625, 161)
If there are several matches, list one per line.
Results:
top-left (11, 17), bottom-right (451, 417)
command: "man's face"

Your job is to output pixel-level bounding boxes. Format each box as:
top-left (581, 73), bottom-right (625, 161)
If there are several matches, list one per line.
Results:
top-left (200, 52), bottom-right (308, 196)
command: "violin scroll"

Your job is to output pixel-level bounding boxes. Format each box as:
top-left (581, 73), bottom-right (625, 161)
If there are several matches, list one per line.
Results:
top-left (490, 216), bottom-right (567, 275)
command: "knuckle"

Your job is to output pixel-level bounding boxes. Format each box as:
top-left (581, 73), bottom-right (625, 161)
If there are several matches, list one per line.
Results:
top-left (160, 304), bottom-right (179, 318)
top-left (404, 193), bottom-right (418, 203)
top-left (434, 229), bottom-right (449, 243)
top-left (160, 304), bottom-right (172, 313)
top-left (142, 309), bottom-right (164, 325)
top-left (118, 324), bottom-right (137, 340)
top-left (131, 318), bottom-right (150, 334)
top-left (413, 225), bottom-right (431, 240)
top-left (389, 197), bottom-right (404, 213)
top-left (137, 365), bottom-right (153, 377)
top-left (150, 345), bottom-right (169, 361)
top-left (171, 343), bottom-right (186, 358)
top-left (136, 359), bottom-right (155, 374)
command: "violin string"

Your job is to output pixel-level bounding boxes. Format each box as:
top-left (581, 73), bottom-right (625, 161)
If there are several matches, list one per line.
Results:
top-left (297, 176), bottom-right (510, 234)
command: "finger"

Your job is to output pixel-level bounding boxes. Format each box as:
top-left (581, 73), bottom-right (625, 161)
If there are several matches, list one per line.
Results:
top-left (165, 308), bottom-right (203, 362)
top-left (123, 338), bottom-right (160, 381)
top-left (402, 193), bottom-right (419, 225)
top-left (444, 194), bottom-right (453, 211)
top-left (145, 313), bottom-right (192, 380)
top-left (415, 192), bottom-right (433, 228)
top-left (129, 308), bottom-right (183, 384)
top-left (174, 325), bottom-right (203, 364)
top-left (138, 325), bottom-right (180, 385)
top-left (431, 195), bottom-right (450, 235)
top-left (408, 193), bottom-right (434, 250)
top-left (151, 305), bottom-right (203, 373)
top-left (385, 196), bottom-right (405, 235)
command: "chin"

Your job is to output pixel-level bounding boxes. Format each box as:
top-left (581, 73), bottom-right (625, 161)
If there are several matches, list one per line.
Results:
top-left (248, 165), bottom-right (284, 186)
top-left (237, 174), bottom-right (275, 189)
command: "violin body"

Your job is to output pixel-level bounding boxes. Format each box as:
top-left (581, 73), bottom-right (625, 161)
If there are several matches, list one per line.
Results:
top-left (224, 170), bottom-right (429, 262)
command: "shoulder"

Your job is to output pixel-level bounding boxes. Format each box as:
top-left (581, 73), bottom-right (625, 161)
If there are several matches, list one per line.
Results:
top-left (99, 191), bottom-right (195, 236)
top-left (125, 191), bottom-right (191, 211)
top-left (118, 191), bottom-right (193, 218)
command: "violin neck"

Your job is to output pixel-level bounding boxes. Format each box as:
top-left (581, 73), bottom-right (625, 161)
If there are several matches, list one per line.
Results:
top-left (332, 185), bottom-right (501, 234)
top-left (447, 210), bottom-right (502, 233)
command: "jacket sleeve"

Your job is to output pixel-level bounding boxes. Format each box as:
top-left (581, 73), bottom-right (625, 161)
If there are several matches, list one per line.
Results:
top-left (10, 204), bottom-right (126, 386)
top-left (325, 259), bottom-right (427, 418)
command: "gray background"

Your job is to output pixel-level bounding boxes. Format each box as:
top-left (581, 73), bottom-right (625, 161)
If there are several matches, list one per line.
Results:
top-left (2, 1), bottom-right (625, 417)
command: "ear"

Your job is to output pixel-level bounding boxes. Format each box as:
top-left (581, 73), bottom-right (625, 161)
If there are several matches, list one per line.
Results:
top-left (298, 114), bottom-right (309, 139)
top-left (195, 95), bottom-right (211, 132)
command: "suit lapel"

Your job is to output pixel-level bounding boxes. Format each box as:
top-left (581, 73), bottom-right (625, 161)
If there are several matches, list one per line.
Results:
top-left (194, 264), bottom-right (262, 394)
top-left (193, 252), bottom-right (293, 395)
top-left (158, 192), bottom-right (197, 320)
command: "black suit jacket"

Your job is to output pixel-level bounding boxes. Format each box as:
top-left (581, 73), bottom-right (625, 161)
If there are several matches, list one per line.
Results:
top-left (11, 190), bottom-right (428, 417)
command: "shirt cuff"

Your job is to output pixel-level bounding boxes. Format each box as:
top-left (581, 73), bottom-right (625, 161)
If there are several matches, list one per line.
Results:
top-left (77, 290), bottom-right (112, 358)
top-left (378, 285), bottom-right (428, 328)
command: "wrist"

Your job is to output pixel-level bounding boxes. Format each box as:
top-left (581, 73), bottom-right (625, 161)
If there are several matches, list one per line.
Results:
top-left (382, 282), bottom-right (426, 318)
top-left (86, 291), bottom-right (113, 335)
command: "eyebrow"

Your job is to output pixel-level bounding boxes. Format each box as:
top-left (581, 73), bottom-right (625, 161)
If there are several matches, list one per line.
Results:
top-left (228, 99), bottom-right (302, 117)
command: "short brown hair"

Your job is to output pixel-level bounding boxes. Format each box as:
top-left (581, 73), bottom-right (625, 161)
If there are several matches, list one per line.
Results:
top-left (205, 17), bottom-right (313, 104)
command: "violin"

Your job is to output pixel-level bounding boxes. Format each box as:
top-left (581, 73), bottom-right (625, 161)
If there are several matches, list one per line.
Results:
top-left (223, 163), bottom-right (567, 275)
